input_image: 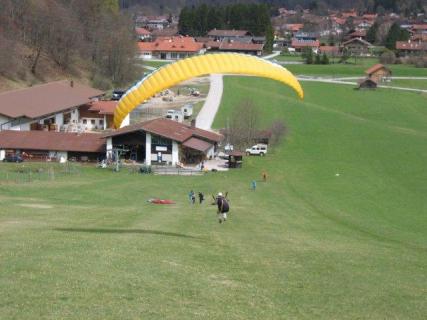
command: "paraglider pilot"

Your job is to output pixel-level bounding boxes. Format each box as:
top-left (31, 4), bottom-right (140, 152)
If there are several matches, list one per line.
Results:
top-left (216, 192), bottom-right (229, 224)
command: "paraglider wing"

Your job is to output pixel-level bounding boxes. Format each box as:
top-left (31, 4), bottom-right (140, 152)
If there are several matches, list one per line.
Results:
top-left (113, 53), bottom-right (304, 128)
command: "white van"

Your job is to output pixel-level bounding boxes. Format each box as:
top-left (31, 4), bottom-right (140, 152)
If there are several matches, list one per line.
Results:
top-left (246, 144), bottom-right (268, 156)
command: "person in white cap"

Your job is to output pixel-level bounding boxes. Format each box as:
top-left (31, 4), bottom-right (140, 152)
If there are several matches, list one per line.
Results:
top-left (216, 192), bottom-right (229, 224)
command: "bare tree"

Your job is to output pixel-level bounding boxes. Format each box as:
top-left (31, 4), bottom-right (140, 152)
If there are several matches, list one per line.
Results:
top-left (228, 99), bottom-right (260, 149)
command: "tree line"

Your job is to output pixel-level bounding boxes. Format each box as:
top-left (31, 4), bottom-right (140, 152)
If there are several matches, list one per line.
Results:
top-left (178, 3), bottom-right (274, 52)
top-left (0, 0), bottom-right (139, 89)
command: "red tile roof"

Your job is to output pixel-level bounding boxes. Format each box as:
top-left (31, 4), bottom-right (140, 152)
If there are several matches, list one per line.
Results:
top-left (349, 30), bottom-right (367, 38)
top-left (135, 27), bottom-right (151, 36)
top-left (137, 36), bottom-right (203, 53)
top-left (412, 24), bottom-right (427, 31)
top-left (0, 130), bottom-right (105, 152)
top-left (218, 41), bottom-right (264, 52)
top-left (291, 39), bottom-right (320, 48)
top-left (207, 29), bottom-right (249, 37)
top-left (88, 100), bottom-right (118, 115)
top-left (0, 80), bottom-right (104, 119)
top-left (365, 64), bottom-right (391, 75)
top-left (104, 118), bottom-right (222, 144)
top-left (182, 137), bottom-right (213, 152)
top-left (285, 24), bottom-right (304, 32)
top-left (396, 41), bottom-right (427, 51)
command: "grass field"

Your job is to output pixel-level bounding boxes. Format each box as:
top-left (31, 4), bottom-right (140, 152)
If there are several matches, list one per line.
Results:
top-left (1, 77), bottom-right (426, 319)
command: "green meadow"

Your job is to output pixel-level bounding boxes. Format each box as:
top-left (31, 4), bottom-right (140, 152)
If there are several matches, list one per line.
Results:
top-left (0, 76), bottom-right (426, 319)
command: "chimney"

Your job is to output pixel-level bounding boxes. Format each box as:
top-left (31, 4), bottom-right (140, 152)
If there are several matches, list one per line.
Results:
top-left (70, 80), bottom-right (74, 88)
top-left (190, 119), bottom-right (196, 128)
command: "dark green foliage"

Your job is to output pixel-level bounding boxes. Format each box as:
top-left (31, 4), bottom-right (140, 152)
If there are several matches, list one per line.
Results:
top-left (321, 53), bottom-right (329, 64)
top-left (302, 48), bottom-right (314, 64)
top-left (177, 3), bottom-right (273, 37)
top-left (315, 53), bottom-right (321, 64)
top-left (385, 22), bottom-right (410, 50)
top-left (366, 22), bottom-right (378, 44)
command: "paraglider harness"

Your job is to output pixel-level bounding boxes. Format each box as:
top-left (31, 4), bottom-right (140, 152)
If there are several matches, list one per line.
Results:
top-left (213, 192), bottom-right (229, 213)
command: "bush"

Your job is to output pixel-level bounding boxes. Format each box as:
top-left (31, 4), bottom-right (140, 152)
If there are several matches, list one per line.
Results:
top-left (379, 50), bottom-right (396, 64)
top-left (92, 73), bottom-right (113, 90)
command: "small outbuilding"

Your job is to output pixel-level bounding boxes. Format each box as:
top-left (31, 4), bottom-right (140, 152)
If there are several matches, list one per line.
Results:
top-left (365, 64), bottom-right (392, 83)
top-left (227, 151), bottom-right (244, 168)
top-left (357, 78), bottom-right (378, 90)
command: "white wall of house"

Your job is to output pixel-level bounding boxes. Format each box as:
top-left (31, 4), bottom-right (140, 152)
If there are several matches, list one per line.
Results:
top-left (139, 52), bottom-right (153, 60)
top-left (106, 137), bottom-right (113, 160)
top-left (48, 151), bottom-right (68, 162)
top-left (206, 145), bottom-right (215, 159)
top-left (0, 150), bottom-right (5, 160)
top-left (151, 153), bottom-right (172, 163)
top-left (145, 133), bottom-right (151, 165)
top-left (172, 141), bottom-right (179, 165)
top-left (80, 118), bottom-right (104, 131)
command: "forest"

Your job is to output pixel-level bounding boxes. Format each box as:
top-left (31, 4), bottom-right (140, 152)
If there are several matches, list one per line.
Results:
top-left (0, 0), bottom-right (138, 89)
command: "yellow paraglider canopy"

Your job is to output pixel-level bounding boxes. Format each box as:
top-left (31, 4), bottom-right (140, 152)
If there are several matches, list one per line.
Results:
top-left (113, 53), bottom-right (303, 128)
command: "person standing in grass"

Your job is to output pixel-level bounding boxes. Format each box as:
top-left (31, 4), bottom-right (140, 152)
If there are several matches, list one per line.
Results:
top-left (188, 190), bottom-right (195, 204)
top-left (216, 192), bottom-right (229, 223)
top-left (251, 180), bottom-right (257, 191)
top-left (198, 192), bottom-right (204, 204)
top-left (262, 171), bottom-right (267, 182)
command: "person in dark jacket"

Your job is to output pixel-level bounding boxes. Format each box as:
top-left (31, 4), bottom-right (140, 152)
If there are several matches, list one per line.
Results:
top-left (198, 192), bottom-right (204, 204)
top-left (216, 192), bottom-right (229, 223)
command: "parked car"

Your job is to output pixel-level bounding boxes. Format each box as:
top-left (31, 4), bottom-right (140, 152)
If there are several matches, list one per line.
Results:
top-left (111, 89), bottom-right (126, 100)
top-left (245, 144), bottom-right (267, 156)
top-left (3, 154), bottom-right (24, 163)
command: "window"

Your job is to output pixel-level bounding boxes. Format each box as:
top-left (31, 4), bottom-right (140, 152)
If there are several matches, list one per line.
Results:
top-left (83, 119), bottom-right (87, 124)
top-left (99, 119), bottom-right (104, 126)
top-left (91, 119), bottom-right (95, 125)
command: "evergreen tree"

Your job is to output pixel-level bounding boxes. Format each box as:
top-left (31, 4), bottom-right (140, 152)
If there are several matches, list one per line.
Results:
top-left (315, 53), bottom-right (321, 64)
top-left (178, 7), bottom-right (193, 36)
top-left (366, 22), bottom-right (378, 44)
top-left (321, 53), bottom-right (329, 64)
top-left (264, 24), bottom-right (274, 53)
top-left (385, 22), bottom-right (409, 50)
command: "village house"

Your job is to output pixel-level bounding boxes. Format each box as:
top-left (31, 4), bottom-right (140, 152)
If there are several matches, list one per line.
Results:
top-left (290, 38), bottom-right (320, 52)
top-left (80, 100), bottom-right (117, 130)
top-left (104, 118), bottom-right (222, 166)
top-left (365, 64), bottom-right (392, 83)
top-left (0, 81), bottom-right (124, 132)
top-left (135, 27), bottom-right (152, 41)
top-left (0, 130), bottom-right (105, 162)
top-left (138, 36), bottom-right (205, 60)
top-left (395, 40), bottom-right (427, 55)
top-left (143, 16), bottom-right (170, 30)
top-left (342, 38), bottom-right (373, 56)
top-left (205, 40), bottom-right (264, 56)
top-left (207, 29), bottom-right (251, 42)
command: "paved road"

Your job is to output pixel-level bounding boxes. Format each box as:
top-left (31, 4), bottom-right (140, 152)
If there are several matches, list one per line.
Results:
top-left (262, 51), bottom-right (281, 60)
top-left (298, 77), bottom-right (427, 93)
top-left (196, 74), bottom-right (224, 130)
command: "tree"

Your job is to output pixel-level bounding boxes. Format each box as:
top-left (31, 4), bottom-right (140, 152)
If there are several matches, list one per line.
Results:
top-left (366, 22), bottom-right (379, 44)
top-left (228, 99), bottom-right (261, 149)
top-left (315, 53), bottom-right (321, 64)
top-left (302, 48), bottom-right (314, 64)
top-left (321, 53), bottom-right (329, 64)
top-left (379, 49), bottom-right (396, 64)
top-left (385, 22), bottom-right (410, 50)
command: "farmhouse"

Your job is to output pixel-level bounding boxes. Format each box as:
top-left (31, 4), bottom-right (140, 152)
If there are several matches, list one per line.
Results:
top-left (0, 130), bottom-right (105, 162)
top-left (138, 36), bottom-right (204, 60)
top-left (207, 29), bottom-right (251, 42)
top-left (365, 64), bottom-right (392, 83)
top-left (0, 80), bottom-right (112, 132)
top-left (342, 38), bottom-right (373, 56)
top-left (395, 41), bottom-right (427, 55)
top-left (290, 39), bottom-right (320, 52)
top-left (207, 40), bottom-right (264, 56)
top-left (104, 118), bottom-right (222, 166)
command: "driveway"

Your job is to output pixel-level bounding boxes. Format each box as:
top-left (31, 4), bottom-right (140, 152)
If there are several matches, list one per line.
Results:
top-left (196, 74), bottom-right (224, 130)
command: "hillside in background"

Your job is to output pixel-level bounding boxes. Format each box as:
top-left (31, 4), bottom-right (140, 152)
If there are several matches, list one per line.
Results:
top-left (121, 0), bottom-right (427, 14)
top-left (0, 0), bottom-right (139, 92)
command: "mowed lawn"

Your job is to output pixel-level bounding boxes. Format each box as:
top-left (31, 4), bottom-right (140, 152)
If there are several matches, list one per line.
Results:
top-left (1, 78), bottom-right (427, 319)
